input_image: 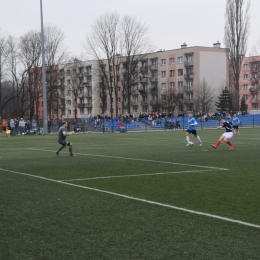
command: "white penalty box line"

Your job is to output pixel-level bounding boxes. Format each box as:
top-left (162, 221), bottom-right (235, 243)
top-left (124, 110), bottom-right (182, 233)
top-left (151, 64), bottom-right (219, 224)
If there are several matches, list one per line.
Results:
top-left (60, 170), bottom-right (213, 182)
top-left (0, 167), bottom-right (259, 230)
top-left (28, 148), bottom-right (229, 171)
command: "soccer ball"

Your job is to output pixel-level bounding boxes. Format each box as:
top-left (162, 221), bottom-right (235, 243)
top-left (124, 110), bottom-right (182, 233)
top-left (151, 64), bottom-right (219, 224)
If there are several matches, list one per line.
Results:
top-left (188, 142), bottom-right (194, 146)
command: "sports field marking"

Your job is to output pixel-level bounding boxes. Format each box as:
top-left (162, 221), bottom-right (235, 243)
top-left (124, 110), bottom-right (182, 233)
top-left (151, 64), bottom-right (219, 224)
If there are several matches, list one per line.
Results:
top-left (60, 169), bottom-right (212, 182)
top-left (0, 167), bottom-right (259, 229)
top-left (28, 148), bottom-right (229, 171)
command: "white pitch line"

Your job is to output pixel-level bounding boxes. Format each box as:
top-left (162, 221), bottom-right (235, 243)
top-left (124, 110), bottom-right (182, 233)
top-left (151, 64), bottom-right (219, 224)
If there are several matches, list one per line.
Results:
top-left (28, 148), bottom-right (229, 171)
top-left (61, 170), bottom-right (212, 182)
top-left (0, 167), bottom-right (259, 229)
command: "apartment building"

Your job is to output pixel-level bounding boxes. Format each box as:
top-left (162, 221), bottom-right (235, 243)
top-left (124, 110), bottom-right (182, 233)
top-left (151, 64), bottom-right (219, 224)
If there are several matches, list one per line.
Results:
top-left (58, 59), bottom-right (99, 119)
top-left (31, 43), bottom-right (229, 119)
top-left (239, 56), bottom-right (260, 113)
top-left (98, 42), bottom-right (229, 116)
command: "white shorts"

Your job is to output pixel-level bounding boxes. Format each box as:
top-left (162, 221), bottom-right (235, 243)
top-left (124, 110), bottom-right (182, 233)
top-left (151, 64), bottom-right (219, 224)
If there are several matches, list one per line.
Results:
top-left (222, 132), bottom-right (233, 139)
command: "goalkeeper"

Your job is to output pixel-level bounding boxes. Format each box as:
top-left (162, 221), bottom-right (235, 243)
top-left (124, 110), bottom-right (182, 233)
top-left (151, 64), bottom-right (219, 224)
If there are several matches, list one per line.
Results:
top-left (56, 121), bottom-right (75, 156)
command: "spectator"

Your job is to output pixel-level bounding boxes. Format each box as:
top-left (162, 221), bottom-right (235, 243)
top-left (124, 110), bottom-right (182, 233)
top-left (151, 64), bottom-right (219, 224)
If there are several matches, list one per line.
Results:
top-left (47, 118), bottom-right (51, 133)
top-left (15, 119), bottom-right (19, 135)
top-left (10, 119), bottom-right (15, 136)
top-left (52, 118), bottom-right (57, 132)
top-left (1, 119), bottom-right (7, 133)
top-left (19, 118), bottom-right (25, 135)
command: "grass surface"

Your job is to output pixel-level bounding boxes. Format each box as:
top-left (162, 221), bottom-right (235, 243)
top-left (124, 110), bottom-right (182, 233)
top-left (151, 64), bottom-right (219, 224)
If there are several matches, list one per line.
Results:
top-left (0, 129), bottom-right (260, 259)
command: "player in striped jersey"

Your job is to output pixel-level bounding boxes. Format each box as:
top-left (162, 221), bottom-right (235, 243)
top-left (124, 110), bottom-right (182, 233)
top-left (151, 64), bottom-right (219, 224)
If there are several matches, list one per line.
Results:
top-left (211, 118), bottom-right (234, 150)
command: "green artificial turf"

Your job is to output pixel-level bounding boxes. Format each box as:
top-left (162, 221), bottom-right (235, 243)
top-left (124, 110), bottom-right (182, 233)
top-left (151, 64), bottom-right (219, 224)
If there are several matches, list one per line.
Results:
top-left (0, 129), bottom-right (260, 259)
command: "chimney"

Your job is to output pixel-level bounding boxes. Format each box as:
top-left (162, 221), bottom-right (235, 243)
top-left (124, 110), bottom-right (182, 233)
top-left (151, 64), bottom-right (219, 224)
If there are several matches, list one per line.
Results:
top-left (181, 42), bottom-right (187, 49)
top-left (213, 41), bottom-right (221, 48)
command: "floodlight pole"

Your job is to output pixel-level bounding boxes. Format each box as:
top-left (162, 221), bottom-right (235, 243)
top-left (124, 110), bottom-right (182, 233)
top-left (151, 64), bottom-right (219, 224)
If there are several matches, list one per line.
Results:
top-left (40, 0), bottom-right (48, 134)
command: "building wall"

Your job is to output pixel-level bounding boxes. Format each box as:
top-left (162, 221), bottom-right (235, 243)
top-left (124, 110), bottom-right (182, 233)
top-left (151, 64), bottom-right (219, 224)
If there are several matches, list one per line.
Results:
top-left (239, 56), bottom-right (260, 113)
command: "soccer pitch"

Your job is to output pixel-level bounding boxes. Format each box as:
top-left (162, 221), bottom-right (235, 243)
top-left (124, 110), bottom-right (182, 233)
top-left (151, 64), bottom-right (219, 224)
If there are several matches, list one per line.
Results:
top-left (1, 129), bottom-right (260, 259)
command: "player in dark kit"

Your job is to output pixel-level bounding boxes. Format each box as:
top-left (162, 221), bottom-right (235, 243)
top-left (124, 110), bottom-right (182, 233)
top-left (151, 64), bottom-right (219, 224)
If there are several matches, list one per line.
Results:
top-left (211, 118), bottom-right (234, 150)
top-left (56, 121), bottom-right (75, 156)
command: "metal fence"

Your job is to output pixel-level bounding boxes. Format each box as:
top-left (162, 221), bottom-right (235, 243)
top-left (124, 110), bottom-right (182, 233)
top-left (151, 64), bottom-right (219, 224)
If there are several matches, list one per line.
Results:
top-left (2, 115), bottom-right (260, 134)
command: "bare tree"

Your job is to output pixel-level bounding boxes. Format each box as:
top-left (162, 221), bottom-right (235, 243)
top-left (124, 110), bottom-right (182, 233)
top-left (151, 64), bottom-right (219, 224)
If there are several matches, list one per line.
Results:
top-left (85, 12), bottom-right (121, 116)
top-left (0, 30), bottom-right (9, 118)
top-left (120, 16), bottom-right (153, 114)
top-left (161, 88), bottom-right (179, 114)
top-left (224, 0), bottom-right (250, 111)
top-left (85, 12), bottom-right (153, 116)
top-left (193, 79), bottom-right (216, 114)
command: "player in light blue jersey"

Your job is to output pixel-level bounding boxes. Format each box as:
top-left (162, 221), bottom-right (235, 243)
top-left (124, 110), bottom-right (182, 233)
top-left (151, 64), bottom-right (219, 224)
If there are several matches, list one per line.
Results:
top-left (186, 113), bottom-right (202, 146)
top-left (232, 113), bottom-right (240, 136)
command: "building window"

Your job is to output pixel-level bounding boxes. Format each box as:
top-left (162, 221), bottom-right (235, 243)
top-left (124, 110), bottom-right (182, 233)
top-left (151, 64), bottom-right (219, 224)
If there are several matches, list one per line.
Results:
top-left (151, 59), bottom-right (157, 65)
top-left (66, 70), bottom-right (70, 75)
top-left (243, 74), bottom-right (248, 79)
top-left (170, 70), bottom-right (175, 77)
top-left (252, 94), bottom-right (258, 100)
top-left (170, 82), bottom-right (175, 88)
top-left (177, 57), bottom-right (183, 63)
top-left (161, 59), bottom-right (166, 65)
top-left (117, 86), bottom-right (121, 92)
top-left (170, 58), bottom-right (175, 64)
top-left (189, 93), bottom-right (193, 100)
top-left (178, 81), bottom-right (183, 88)
top-left (67, 80), bottom-right (71, 84)
top-left (67, 100), bottom-right (71, 105)
top-left (80, 108), bottom-right (84, 114)
top-left (244, 64), bottom-right (248, 70)
top-left (252, 104), bottom-right (258, 109)
top-left (133, 107), bottom-right (138, 113)
top-left (170, 94), bottom-right (175, 100)
top-left (243, 84), bottom-right (248, 90)
top-left (252, 62), bottom-right (259, 70)
top-left (143, 107), bottom-right (148, 112)
top-left (117, 97), bottom-right (121, 103)
top-left (87, 108), bottom-right (92, 114)
top-left (187, 80), bottom-right (193, 87)
top-left (67, 90), bottom-right (71, 96)
top-left (252, 73), bottom-right (259, 80)
top-left (243, 94), bottom-right (248, 100)
top-left (162, 83), bottom-right (166, 89)
top-left (161, 71), bottom-right (166, 77)
top-left (162, 95), bottom-right (166, 101)
top-left (142, 61), bottom-right (148, 68)
top-left (178, 69), bottom-right (183, 76)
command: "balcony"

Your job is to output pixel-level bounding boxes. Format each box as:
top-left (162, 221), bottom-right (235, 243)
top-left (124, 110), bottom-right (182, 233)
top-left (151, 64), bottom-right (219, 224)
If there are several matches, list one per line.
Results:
top-left (140, 66), bottom-right (148, 72)
top-left (184, 99), bottom-right (194, 104)
top-left (123, 102), bottom-right (129, 108)
top-left (184, 61), bottom-right (194, 67)
top-left (60, 104), bottom-right (65, 109)
top-left (149, 65), bottom-right (158, 71)
top-left (184, 73), bottom-right (194, 80)
top-left (185, 86), bottom-right (194, 92)
top-left (78, 103), bottom-right (92, 108)
top-left (140, 77), bottom-right (149, 83)
top-left (59, 94), bottom-right (65, 99)
top-left (150, 100), bottom-right (157, 106)
top-left (251, 98), bottom-right (258, 103)
top-left (84, 71), bottom-right (92, 77)
top-left (77, 72), bottom-right (84, 78)
top-left (83, 81), bottom-right (92, 87)
top-left (131, 101), bottom-right (139, 106)
top-left (150, 76), bottom-right (158, 83)
top-left (250, 87), bottom-right (258, 93)
top-left (141, 101), bottom-right (149, 106)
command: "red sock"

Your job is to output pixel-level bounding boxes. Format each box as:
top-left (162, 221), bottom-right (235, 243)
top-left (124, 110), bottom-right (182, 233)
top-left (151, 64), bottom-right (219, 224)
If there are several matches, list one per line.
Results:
top-left (215, 140), bottom-right (221, 147)
top-left (226, 140), bottom-right (232, 146)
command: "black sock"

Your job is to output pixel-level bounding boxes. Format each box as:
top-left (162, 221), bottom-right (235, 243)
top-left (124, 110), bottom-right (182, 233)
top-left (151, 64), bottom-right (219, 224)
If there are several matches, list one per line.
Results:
top-left (57, 146), bottom-right (64, 153)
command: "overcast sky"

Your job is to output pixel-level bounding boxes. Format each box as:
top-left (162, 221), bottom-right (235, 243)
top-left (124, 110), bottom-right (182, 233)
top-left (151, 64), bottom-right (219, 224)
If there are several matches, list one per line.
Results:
top-left (0, 0), bottom-right (259, 57)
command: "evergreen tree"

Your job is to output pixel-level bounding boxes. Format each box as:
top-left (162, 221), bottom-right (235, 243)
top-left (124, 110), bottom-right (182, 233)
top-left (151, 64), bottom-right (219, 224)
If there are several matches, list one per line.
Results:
top-left (215, 88), bottom-right (233, 112)
top-left (240, 97), bottom-right (247, 113)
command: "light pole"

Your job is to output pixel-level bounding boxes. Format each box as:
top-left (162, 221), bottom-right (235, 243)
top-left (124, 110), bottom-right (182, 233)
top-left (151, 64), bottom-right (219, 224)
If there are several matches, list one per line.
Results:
top-left (40, 0), bottom-right (48, 134)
